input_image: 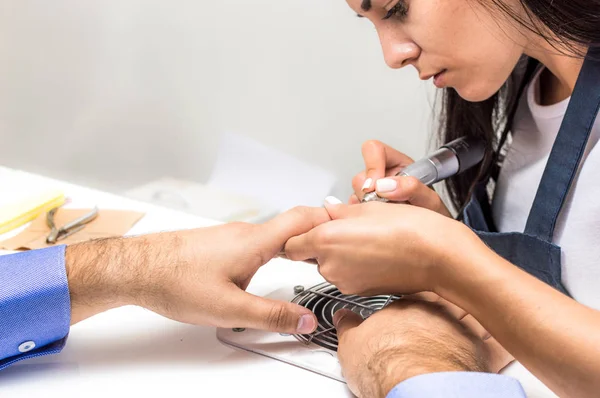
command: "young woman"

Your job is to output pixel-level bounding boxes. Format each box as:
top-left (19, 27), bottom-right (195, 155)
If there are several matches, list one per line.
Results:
top-left (286, 0), bottom-right (600, 397)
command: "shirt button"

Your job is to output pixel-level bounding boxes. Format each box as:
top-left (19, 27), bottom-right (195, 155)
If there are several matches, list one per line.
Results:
top-left (18, 341), bottom-right (36, 353)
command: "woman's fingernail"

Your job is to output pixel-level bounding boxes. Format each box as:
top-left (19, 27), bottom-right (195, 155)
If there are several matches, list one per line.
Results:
top-left (376, 178), bottom-right (398, 193)
top-left (362, 178), bottom-right (373, 191)
top-left (297, 314), bottom-right (317, 334)
top-left (325, 196), bottom-right (343, 205)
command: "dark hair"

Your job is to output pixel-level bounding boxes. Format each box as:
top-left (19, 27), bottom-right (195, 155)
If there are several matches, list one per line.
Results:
top-left (442, 0), bottom-right (600, 213)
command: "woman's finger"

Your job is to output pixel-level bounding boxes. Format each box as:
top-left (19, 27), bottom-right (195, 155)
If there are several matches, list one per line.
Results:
top-left (460, 314), bottom-right (491, 341)
top-left (436, 297), bottom-right (469, 320)
top-left (402, 292), bottom-right (440, 302)
top-left (403, 293), bottom-right (469, 320)
top-left (334, 309), bottom-right (364, 338)
top-left (458, 313), bottom-right (514, 373)
top-left (483, 337), bottom-right (515, 373)
top-left (361, 140), bottom-right (414, 193)
top-left (375, 176), bottom-right (451, 216)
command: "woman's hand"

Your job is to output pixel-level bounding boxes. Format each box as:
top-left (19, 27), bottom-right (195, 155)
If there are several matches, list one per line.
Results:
top-left (351, 140), bottom-right (452, 217)
top-left (66, 207), bottom-right (331, 334)
top-left (285, 200), bottom-right (483, 296)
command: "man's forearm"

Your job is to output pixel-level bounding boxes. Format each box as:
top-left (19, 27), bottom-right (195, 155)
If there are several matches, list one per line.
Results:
top-left (66, 237), bottom-right (127, 324)
top-left (436, 243), bottom-right (600, 397)
top-left (335, 300), bottom-right (491, 398)
top-left (66, 233), bottom-right (178, 324)
top-left (375, 345), bottom-right (485, 396)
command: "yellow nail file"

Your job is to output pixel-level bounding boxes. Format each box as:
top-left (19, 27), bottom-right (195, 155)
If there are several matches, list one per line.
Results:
top-left (0, 190), bottom-right (66, 235)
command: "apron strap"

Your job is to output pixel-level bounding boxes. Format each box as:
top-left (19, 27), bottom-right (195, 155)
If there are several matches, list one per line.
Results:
top-left (525, 46), bottom-right (600, 240)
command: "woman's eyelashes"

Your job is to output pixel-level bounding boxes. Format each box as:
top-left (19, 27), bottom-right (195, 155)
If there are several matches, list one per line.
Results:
top-left (382, 0), bottom-right (409, 21)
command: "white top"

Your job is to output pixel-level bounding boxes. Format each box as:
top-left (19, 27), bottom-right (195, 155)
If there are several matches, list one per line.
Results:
top-left (493, 68), bottom-right (600, 397)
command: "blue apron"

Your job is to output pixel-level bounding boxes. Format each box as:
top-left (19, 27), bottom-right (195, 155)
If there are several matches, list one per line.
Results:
top-left (462, 47), bottom-right (600, 296)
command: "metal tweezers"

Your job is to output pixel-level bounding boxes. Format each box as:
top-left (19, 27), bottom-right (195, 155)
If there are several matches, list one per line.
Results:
top-left (46, 206), bottom-right (99, 244)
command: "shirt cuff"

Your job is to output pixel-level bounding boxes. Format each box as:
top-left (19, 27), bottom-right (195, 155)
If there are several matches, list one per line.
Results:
top-left (0, 246), bottom-right (71, 370)
top-left (386, 372), bottom-right (526, 398)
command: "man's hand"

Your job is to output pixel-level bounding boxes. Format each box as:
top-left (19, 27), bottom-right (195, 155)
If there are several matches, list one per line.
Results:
top-left (65, 206), bottom-right (331, 334)
top-left (334, 300), bottom-right (500, 398)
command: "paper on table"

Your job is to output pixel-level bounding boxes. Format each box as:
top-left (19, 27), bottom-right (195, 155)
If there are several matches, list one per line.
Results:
top-left (208, 132), bottom-right (337, 212)
top-left (0, 208), bottom-right (145, 251)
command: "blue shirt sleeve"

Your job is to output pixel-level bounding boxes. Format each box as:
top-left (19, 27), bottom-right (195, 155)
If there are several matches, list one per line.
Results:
top-left (387, 372), bottom-right (526, 398)
top-left (0, 246), bottom-right (71, 370)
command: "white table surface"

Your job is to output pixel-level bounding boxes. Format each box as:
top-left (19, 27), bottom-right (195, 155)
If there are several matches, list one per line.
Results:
top-left (0, 167), bottom-right (351, 398)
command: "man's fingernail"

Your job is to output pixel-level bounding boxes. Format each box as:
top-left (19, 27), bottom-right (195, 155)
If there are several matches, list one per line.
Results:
top-left (376, 178), bottom-right (398, 193)
top-left (297, 314), bottom-right (317, 334)
top-left (362, 178), bottom-right (373, 191)
top-left (325, 196), bottom-right (343, 205)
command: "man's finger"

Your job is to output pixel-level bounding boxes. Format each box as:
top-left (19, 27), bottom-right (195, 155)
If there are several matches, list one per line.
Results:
top-left (334, 309), bottom-right (363, 338)
top-left (284, 202), bottom-right (354, 262)
top-left (226, 288), bottom-right (318, 334)
top-left (262, 206), bottom-right (331, 247)
top-left (323, 199), bottom-right (365, 221)
top-left (286, 198), bottom-right (367, 262)
top-left (284, 228), bottom-right (322, 262)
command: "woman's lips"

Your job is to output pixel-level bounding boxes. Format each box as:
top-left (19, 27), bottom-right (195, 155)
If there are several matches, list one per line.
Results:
top-left (433, 70), bottom-right (448, 88)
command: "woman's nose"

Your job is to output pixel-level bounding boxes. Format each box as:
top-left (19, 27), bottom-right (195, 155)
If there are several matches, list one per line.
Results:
top-left (379, 34), bottom-right (420, 69)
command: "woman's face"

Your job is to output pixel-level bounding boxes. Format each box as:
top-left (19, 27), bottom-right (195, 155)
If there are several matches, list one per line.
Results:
top-left (347, 0), bottom-right (527, 101)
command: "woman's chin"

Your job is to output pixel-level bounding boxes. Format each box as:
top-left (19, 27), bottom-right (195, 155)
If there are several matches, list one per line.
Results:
top-left (454, 84), bottom-right (499, 103)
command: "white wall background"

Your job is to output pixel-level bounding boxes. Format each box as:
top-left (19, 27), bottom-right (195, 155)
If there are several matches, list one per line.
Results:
top-left (0, 0), bottom-right (435, 202)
